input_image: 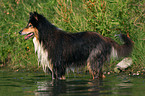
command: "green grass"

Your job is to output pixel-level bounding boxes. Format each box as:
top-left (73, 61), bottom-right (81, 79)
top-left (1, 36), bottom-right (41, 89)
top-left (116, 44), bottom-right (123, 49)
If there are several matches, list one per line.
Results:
top-left (0, 0), bottom-right (145, 72)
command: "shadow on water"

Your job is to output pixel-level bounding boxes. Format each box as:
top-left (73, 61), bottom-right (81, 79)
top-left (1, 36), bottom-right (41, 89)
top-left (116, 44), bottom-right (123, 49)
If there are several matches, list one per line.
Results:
top-left (0, 71), bottom-right (145, 96)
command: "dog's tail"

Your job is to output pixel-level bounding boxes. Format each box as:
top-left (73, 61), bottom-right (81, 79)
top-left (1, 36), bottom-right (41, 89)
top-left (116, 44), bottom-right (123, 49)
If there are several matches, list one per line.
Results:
top-left (108, 34), bottom-right (133, 59)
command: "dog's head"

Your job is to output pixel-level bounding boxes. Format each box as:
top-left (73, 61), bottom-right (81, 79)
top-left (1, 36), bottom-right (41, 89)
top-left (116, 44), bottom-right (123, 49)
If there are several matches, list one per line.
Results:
top-left (19, 12), bottom-right (39, 40)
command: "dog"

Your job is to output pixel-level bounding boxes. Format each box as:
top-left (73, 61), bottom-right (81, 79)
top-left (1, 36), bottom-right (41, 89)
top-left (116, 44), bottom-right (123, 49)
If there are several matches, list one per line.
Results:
top-left (19, 12), bottom-right (133, 80)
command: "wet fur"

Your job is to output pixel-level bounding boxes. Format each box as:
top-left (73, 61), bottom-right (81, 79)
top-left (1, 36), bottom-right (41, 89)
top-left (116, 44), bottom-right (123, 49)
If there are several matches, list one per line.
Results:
top-left (19, 12), bottom-right (133, 79)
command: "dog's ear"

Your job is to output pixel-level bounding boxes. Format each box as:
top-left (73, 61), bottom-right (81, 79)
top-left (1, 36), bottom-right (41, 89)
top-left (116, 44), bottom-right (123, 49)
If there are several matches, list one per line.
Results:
top-left (29, 12), bottom-right (34, 19)
top-left (33, 12), bottom-right (38, 21)
top-left (29, 12), bottom-right (38, 21)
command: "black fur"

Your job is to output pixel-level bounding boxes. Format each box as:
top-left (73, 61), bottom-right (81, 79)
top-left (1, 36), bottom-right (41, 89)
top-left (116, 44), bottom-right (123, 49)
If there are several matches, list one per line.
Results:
top-left (21, 12), bottom-right (133, 79)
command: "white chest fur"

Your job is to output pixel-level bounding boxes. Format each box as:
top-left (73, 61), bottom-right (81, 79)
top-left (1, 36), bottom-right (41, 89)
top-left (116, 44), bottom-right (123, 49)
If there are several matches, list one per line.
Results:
top-left (33, 37), bottom-right (52, 72)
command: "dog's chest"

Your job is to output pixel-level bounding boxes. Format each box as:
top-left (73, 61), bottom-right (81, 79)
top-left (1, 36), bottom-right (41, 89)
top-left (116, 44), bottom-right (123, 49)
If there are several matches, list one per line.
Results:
top-left (33, 37), bottom-right (52, 72)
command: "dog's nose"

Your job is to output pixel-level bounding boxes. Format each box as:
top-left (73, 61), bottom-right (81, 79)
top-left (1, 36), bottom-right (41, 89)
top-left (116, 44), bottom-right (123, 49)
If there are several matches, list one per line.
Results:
top-left (19, 30), bottom-right (23, 35)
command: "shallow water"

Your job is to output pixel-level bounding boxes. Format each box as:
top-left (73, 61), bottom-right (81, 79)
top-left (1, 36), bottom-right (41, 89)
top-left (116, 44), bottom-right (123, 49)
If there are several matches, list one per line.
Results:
top-left (0, 71), bottom-right (145, 96)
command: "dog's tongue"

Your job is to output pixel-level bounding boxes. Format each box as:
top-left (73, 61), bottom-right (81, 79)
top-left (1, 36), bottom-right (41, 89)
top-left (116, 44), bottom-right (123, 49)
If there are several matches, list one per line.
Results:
top-left (25, 33), bottom-right (34, 40)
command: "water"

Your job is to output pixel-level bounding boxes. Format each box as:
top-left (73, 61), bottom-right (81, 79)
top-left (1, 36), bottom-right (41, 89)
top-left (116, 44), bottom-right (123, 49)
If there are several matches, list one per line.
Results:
top-left (0, 71), bottom-right (145, 96)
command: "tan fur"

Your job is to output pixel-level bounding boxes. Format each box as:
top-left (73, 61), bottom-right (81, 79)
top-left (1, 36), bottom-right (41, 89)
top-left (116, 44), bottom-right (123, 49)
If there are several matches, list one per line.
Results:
top-left (20, 23), bottom-right (39, 39)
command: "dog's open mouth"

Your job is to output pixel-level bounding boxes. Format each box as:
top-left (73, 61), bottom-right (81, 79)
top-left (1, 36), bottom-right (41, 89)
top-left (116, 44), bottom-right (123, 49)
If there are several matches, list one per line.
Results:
top-left (25, 32), bottom-right (34, 40)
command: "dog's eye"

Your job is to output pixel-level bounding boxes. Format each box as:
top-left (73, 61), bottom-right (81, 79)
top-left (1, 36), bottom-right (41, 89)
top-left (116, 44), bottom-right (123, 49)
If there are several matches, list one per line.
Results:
top-left (29, 25), bottom-right (32, 27)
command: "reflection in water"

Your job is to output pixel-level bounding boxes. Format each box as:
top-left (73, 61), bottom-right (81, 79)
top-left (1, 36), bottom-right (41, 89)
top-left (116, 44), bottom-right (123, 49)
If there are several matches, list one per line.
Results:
top-left (35, 80), bottom-right (67, 96)
top-left (35, 75), bottom-right (137, 96)
top-left (35, 79), bottom-right (111, 96)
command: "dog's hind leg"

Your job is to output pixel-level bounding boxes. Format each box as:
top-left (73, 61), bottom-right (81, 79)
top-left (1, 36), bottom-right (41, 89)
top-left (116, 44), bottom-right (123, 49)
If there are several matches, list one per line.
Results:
top-left (87, 58), bottom-right (104, 79)
top-left (95, 58), bottom-right (104, 78)
top-left (87, 60), bottom-right (95, 79)
top-left (87, 48), bottom-right (105, 79)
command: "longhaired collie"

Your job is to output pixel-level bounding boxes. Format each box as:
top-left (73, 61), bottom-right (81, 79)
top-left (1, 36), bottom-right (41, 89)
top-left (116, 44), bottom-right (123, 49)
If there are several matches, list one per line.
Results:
top-left (19, 12), bottom-right (133, 80)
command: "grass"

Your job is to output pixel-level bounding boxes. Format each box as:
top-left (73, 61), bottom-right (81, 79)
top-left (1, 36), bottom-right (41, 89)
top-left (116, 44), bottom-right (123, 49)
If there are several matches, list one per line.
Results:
top-left (0, 0), bottom-right (145, 72)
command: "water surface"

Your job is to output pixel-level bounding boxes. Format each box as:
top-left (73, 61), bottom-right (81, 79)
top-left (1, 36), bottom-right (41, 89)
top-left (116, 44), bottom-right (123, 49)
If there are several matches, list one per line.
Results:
top-left (0, 71), bottom-right (145, 96)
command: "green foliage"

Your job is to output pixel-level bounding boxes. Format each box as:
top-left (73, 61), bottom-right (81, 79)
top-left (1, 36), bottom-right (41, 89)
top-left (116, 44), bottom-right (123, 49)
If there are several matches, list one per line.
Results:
top-left (0, 0), bottom-right (144, 71)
